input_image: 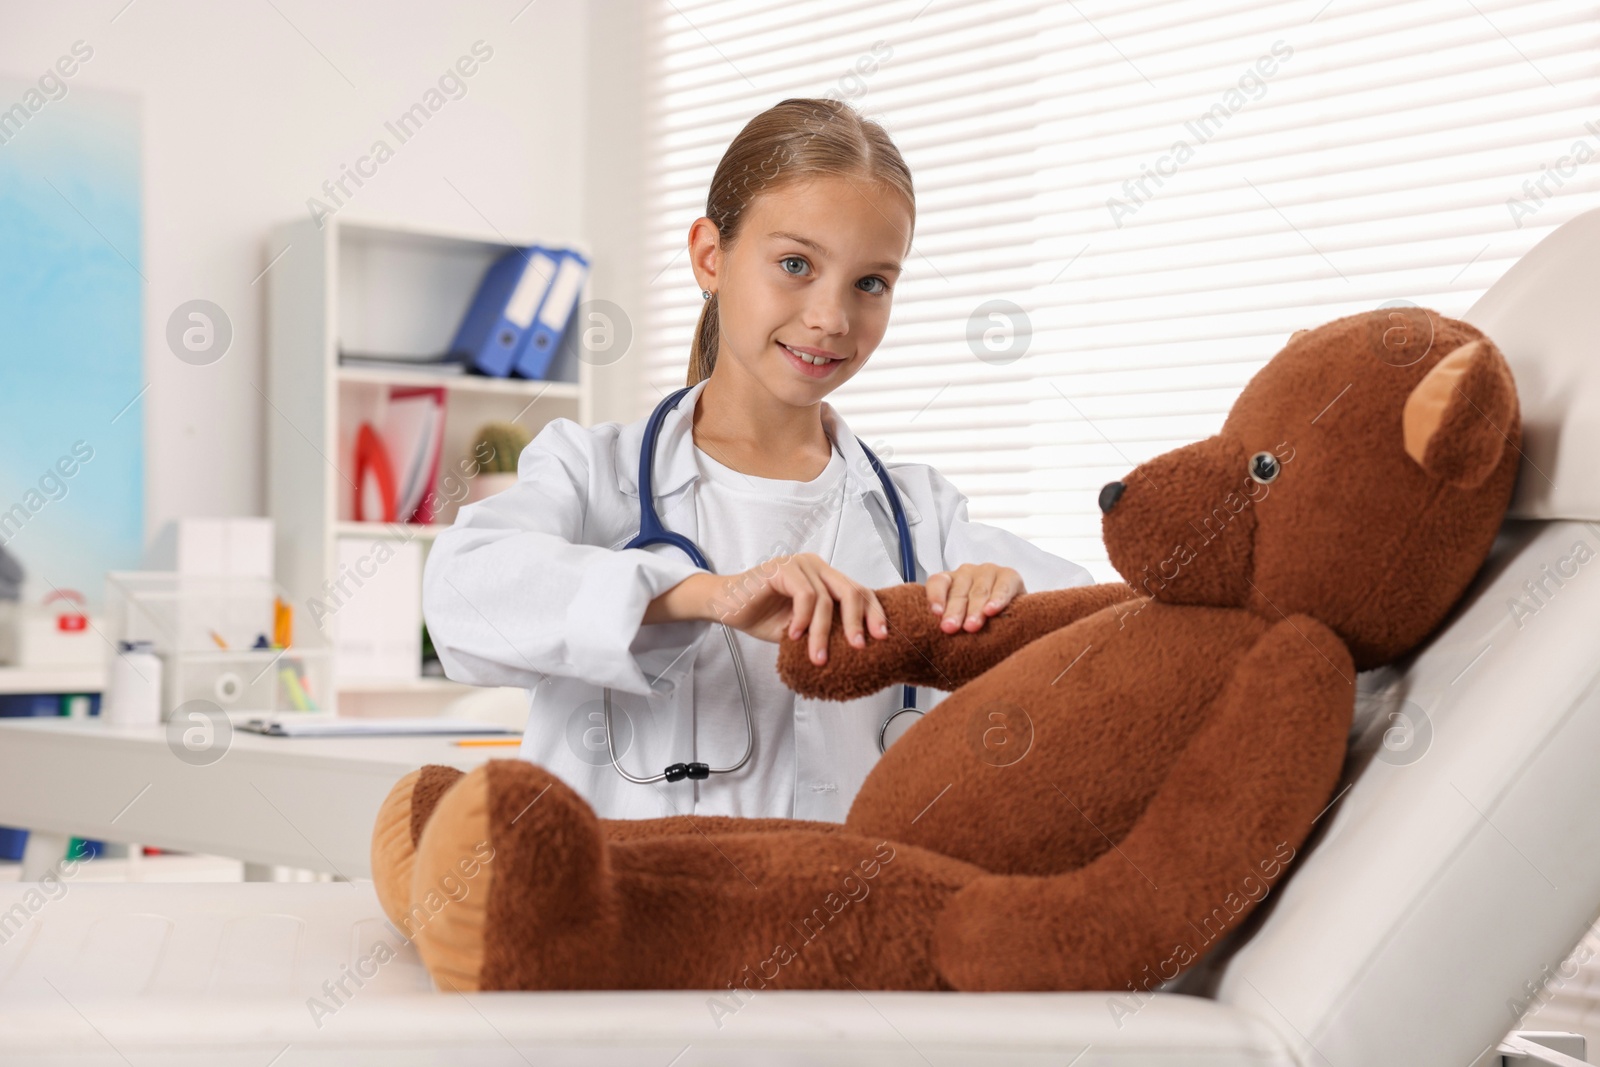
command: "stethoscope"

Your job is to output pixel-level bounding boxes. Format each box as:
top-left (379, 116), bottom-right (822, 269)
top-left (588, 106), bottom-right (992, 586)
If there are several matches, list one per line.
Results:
top-left (603, 385), bottom-right (921, 785)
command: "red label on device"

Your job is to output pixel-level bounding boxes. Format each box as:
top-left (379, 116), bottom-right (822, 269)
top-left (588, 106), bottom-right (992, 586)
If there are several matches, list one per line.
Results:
top-left (57, 614), bottom-right (88, 632)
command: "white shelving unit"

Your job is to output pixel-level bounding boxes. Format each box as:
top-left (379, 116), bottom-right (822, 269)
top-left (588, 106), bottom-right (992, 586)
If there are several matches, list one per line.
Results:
top-left (265, 217), bottom-right (592, 716)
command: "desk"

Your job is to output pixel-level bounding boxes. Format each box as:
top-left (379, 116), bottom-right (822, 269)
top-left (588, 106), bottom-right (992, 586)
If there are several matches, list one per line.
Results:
top-left (0, 718), bottom-right (499, 880)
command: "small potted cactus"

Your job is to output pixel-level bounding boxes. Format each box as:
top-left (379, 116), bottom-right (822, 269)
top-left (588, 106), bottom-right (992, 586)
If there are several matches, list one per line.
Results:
top-left (465, 420), bottom-right (532, 504)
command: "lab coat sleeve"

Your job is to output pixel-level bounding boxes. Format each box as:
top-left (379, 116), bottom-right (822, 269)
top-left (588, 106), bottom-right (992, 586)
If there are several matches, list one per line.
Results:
top-left (923, 464), bottom-right (1095, 592)
top-left (422, 419), bottom-right (711, 697)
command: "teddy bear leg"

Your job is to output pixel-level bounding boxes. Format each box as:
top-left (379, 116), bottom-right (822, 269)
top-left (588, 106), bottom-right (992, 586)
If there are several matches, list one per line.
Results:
top-left (934, 614), bottom-right (1354, 991)
top-left (405, 761), bottom-right (983, 991)
top-left (370, 765), bottom-right (464, 930)
top-left (406, 760), bottom-right (622, 991)
top-left (371, 764), bottom-right (849, 938)
top-left (602, 829), bottom-right (981, 991)
top-left (599, 814), bottom-right (848, 843)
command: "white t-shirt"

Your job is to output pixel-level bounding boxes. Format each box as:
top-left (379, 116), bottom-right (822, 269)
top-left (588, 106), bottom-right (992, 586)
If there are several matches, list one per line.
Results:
top-left (684, 439), bottom-right (848, 818)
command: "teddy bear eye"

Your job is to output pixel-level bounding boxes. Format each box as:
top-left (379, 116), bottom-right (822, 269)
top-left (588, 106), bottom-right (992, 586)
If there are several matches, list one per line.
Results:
top-left (1248, 452), bottom-right (1281, 484)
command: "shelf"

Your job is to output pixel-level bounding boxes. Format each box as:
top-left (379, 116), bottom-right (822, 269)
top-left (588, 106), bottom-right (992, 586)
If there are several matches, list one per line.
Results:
top-left (336, 364), bottom-right (582, 400)
top-left (0, 666), bottom-right (106, 695)
top-left (337, 216), bottom-right (542, 252)
top-left (335, 521), bottom-right (447, 542)
top-left (335, 675), bottom-right (468, 694)
top-left (268, 216), bottom-right (593, 717)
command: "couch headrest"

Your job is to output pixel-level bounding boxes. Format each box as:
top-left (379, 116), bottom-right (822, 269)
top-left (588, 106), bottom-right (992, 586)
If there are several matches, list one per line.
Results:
top-left (1464, 207), bottom-right (1600, 521)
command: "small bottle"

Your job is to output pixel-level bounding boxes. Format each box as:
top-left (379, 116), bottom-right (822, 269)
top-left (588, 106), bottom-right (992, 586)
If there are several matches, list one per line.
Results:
top-left (105, 640), bottom-right (162, 726)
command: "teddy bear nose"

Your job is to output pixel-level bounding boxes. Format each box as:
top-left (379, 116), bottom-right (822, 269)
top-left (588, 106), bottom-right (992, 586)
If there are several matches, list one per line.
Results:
top-left (1098, 481), bottom-right (1126, 514)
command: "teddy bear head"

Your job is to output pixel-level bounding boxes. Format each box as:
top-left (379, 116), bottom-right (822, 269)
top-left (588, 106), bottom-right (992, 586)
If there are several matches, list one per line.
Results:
top-left (1097, 307), bottom-right (1521, 670)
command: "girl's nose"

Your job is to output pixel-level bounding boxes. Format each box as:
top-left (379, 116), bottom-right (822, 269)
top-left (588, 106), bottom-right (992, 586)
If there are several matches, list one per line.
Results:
top-left (803, 289), bottom-right (850, 335)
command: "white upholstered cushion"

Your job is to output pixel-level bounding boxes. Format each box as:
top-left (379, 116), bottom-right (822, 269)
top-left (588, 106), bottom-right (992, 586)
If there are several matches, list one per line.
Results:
top-left (0, 882), bottom-right (1293, 1066)
top-left (1464, 207), bottom-right (1600, 521)
top-left (1202, 519), bottom-right (1600, 1067)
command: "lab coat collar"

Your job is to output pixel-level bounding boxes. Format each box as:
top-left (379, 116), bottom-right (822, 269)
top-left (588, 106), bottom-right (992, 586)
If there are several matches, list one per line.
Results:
top-left (615, 377), bottom-right (912, 522)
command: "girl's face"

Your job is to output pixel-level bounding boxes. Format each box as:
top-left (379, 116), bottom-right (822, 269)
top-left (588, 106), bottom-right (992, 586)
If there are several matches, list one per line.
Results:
top-left (692, 174), bottom-right (911, 405)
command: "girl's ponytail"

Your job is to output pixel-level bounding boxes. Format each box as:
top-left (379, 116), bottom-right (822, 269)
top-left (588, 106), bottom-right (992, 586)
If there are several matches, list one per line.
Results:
top-left (687, 291), bottom-right (720, 386)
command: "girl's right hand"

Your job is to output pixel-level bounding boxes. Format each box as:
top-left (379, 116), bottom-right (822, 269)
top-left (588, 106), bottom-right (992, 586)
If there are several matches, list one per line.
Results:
top-left (707, 553), bottom-right (889, 665)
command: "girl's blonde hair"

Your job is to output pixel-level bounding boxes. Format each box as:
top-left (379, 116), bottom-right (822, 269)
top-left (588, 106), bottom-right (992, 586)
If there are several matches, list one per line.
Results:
top-left (687, 97), bottom-right (915, 386)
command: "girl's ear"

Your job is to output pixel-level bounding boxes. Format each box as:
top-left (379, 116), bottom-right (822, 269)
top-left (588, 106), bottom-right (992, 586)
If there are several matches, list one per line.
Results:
top-left (1401, 339), bottom-right (1517, 488)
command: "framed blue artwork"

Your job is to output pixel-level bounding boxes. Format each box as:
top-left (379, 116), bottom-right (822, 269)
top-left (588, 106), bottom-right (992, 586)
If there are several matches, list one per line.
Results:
top-left (0, 79), bottom-right (143, 609)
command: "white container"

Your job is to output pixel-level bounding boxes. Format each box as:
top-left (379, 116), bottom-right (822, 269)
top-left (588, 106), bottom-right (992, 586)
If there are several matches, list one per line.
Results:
top-left (330, 537), bottom-right (421, 683)
top-left (103, 641), bottom-right (162, 726)
top-left (0, 594), bottom-right (103, 668)
top-left (104, 571), bottom-right (334, 719)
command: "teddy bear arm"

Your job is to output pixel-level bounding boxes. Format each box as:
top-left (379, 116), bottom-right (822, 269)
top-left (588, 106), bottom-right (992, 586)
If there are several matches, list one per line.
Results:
top-left (911, 581), bottom-right (1144, 690)
top-left (933, 613), bottom-right (1355, 991)
top-left (779, 581), bottom-right (1140, 700)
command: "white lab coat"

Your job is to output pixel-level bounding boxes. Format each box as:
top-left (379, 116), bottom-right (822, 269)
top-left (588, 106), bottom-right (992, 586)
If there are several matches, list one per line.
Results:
top-left (422, 377), bottom-right (1094, 822)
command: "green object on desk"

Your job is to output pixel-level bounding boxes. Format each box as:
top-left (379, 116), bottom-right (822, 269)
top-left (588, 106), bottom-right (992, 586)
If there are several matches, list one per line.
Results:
top-left (278, 666), bottom-right (316, 711)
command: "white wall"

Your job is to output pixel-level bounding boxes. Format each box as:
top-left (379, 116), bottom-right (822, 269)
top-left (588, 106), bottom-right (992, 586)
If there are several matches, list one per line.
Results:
top-left (0, 0), bottom-right (615, 543)
top-left (580, 0), bottom-right (653, 429)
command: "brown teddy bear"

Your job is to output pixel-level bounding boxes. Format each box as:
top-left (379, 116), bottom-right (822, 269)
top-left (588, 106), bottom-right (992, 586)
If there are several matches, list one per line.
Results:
top-left (371, 307), bottom-right (1519, 994)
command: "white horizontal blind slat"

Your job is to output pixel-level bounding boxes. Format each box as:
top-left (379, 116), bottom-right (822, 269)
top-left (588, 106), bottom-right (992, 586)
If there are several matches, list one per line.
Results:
top-left (640, 0), bottom-right (1600, 580)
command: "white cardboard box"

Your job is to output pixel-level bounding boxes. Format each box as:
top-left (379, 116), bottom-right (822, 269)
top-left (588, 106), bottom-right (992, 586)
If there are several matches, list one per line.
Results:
top-left (146, 517), bottom-right (274, 578)
top-left (329, 537), bottom-right (421, 681)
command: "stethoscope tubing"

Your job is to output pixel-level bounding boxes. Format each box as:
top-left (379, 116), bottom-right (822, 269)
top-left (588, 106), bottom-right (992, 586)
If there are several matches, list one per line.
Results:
top-left (603, 385), bottom-right (921, 786)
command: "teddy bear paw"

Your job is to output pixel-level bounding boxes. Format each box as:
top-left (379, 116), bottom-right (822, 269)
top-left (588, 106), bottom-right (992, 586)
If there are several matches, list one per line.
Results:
top-left (370, 764), bottom-right (465, 931)
top-left (406, 760), bottom-right (622, 991)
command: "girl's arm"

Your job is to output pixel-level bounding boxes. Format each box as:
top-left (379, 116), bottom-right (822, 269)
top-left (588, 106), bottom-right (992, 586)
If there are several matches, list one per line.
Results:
top-left (920, 462), bottom-right (1096, 594)
top-left (422, 419), bottom-right (711, 697)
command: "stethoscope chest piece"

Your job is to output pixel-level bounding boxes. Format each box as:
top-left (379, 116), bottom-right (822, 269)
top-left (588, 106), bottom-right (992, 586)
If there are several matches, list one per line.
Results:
top-left (878, 703), bottom-right (923, 753)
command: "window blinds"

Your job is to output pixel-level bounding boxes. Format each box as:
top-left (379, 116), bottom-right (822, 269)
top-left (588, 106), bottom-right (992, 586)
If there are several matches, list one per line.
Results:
top-left (640, 0), bottom-right (1600, 579)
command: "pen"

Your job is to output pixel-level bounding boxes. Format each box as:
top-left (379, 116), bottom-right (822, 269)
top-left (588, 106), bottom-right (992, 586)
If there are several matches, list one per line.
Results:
top-left (452, 738), bottom-right (523, 747)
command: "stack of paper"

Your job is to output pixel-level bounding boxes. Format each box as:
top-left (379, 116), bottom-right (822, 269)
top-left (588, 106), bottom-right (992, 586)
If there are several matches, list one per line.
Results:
top-left (382, 387), bottom-right (446, 524)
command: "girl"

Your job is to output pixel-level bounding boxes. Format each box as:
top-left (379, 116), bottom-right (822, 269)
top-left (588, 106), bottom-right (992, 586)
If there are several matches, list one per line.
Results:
top-left (422, 97), bottom-right (1091, 822)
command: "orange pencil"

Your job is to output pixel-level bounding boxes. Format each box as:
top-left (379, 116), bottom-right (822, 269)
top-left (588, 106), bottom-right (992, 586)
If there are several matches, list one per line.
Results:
top-left (452, 737), bottom-right (523, 747)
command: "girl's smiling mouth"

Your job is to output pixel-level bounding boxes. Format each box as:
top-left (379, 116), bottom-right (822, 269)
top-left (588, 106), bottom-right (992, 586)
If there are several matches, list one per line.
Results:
top-left (779, 341), bottom-right (848, 377)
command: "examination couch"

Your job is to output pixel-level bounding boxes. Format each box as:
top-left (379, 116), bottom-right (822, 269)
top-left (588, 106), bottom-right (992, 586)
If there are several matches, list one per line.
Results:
top-left (3, 209), bottom-right (1600, 1066)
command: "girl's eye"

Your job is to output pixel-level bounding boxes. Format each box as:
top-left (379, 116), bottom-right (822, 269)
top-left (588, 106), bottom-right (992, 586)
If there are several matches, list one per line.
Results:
top-left (780, 256), bottom-right (809, 276)
top-left (857, 276), bottom-right (889, 295)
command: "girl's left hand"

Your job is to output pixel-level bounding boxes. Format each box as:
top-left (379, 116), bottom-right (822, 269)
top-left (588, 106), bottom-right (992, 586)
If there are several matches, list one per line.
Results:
top-left (926, 564), bottom-right (1026, 633)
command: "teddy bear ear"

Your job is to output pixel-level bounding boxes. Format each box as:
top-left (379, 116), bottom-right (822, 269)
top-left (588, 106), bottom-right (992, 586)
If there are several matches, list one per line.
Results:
top-left (1401, 338), bottom-right (1517, 488)
top-left (1289, 329), bottom-right (1309, 343)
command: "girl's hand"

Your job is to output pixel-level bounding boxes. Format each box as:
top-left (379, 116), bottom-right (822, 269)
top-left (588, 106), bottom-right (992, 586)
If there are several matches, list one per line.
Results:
top-left (926, 564), bottom-right (1026, 633)
top-left (709, 553), bottom-right (889, 665)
